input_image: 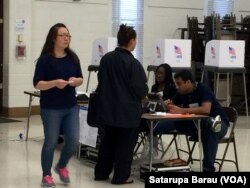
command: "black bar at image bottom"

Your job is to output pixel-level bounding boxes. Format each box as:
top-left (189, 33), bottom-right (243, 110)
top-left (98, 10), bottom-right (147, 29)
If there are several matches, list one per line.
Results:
top-left (144, 172), bottom-right (250, 188)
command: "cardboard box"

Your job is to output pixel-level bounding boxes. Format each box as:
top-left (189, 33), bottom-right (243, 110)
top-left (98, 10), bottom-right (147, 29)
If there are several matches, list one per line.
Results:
top-left (91, 37), bottom-right (117, 65)
top-left (205, 40), bottom-right (245, 67)
top-left (152, 39), bottom-right (192, 67)
top-left (163, 158), bottom-right (187, 167)
top-left (140, 163), bottom-right (190, 180)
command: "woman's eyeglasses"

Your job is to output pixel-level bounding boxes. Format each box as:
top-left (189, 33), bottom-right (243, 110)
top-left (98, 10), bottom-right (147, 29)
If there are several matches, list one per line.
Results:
top-left (57, 34), bottom-right (72, 38)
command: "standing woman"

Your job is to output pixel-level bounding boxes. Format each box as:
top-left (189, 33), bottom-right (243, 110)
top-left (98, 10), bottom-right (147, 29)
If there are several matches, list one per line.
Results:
top-left (33, 23), bottom-right (83, 188)
top-left (94, 24), bottom-right (148, 184)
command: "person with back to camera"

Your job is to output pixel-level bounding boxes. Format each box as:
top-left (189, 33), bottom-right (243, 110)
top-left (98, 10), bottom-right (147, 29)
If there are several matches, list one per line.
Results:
top-left (94, 24), bottom-right (148, 184)
top-left (33, 23), bottom-right (83, 188)
top-left (163, 69), bottom-right (229, 172)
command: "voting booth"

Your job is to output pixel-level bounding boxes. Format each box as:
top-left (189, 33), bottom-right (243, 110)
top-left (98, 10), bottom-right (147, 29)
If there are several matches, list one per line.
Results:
top-left (205, 40), bottom-right (245, 67)
top-left (147, 39), bottom-right (192, 84)
top-left (202, 40), bottom-right (248, 116)
top-left (91, 37), bottom-right (117, 65)
top-left (152, 39), bottom-right (192, 67)
top-left (86, 37), bottom-right (117, 92)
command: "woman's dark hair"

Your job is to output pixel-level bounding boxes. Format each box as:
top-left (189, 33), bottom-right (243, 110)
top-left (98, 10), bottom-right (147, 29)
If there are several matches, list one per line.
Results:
top-left (117, 24), bottom-right (136, 47)
top-left (174, 69), bottom-right (195, 83)
top-left (152, 63), bottom-right (177, 100)
top-left (40, 23), bottom-right (80, 63)
top-left (155, 63), bottom-right (174, 86)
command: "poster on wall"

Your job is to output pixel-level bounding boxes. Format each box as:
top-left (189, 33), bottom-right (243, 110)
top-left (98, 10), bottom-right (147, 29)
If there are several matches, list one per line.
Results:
top-left (15, 19), bottom-right (25, 34)
top-left (16, 44), bottom-right (26, 60)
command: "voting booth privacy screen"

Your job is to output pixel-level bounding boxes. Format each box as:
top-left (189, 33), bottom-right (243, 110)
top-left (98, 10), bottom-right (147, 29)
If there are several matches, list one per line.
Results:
top-left (205, 40), bottom-right (245, 68)
top-left (152, 39), bottom-right (192, 67)
top-left (91, 37), bottom-right (117, 65)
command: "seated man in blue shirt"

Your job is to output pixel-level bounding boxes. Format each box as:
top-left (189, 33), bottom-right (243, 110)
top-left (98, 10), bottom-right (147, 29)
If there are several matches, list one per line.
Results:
top-left (155, 69), bottom-right (229, 172)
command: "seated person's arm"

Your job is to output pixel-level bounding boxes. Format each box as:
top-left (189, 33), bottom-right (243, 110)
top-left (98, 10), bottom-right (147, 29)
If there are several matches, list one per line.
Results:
top-left (167, 101), bottom-right (211, 115)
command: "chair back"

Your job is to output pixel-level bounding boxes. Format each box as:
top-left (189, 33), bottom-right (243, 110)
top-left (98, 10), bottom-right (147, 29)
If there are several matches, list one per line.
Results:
top-left (222, 106), bottom-right (238, 133)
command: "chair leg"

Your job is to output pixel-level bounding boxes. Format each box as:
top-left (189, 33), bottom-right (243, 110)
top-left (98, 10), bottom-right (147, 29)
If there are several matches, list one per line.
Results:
top-left (160, 134), bottom-right (177, 159)
top-left (218, 140), bottom-right (231, 172)
top-left (174, 135), bottom-right (180, 159)
top-left (233, 139), bottom-right (239, 172)
top-left (133, 133), bottom-right (147, 156)
top-left (187, 141), bottom-right (197, 164)
top-left (185, 135), bottom-right (193, 162)
top-left (158, 135), bottom-right (165, 153)
top-left (218, 138), bottom-right (239, 172)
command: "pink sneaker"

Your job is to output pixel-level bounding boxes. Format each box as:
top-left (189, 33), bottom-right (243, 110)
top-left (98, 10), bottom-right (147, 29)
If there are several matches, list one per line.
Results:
top-left (41, 175), bottom-right (55, 188)
top-left (54, 166), bottom-right (70, 184)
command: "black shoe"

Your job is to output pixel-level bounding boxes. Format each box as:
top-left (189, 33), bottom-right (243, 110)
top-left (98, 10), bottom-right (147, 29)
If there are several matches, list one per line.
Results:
top-left (111, 178), bottom-right (134, 185)
top-left (94, 177), bottom-right (109, 181)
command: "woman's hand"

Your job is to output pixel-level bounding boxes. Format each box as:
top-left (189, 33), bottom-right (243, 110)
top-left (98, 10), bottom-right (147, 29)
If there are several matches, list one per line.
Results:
top-left (68, 77), bottom-right (83, 87)
top-left (56, 79), bottom-right (69, 89)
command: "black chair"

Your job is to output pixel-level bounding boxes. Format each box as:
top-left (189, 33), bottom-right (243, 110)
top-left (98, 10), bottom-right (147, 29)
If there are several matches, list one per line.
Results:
top-left (187, 106), bottom-right (239, 171)
top-left (159, 131), bottom-right (192, 160)
top-left (133, 132), bottom-right (147, 158)
top-left (86, 65), bottom-right (99, 92)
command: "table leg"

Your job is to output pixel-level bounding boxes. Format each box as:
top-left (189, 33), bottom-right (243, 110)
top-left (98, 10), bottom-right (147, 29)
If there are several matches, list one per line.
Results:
top-left (149, 120), bottom-right (154, 172)
top-left (77, 143), bottom-right (82, 159)
top-left (197, 120), bottom-right (203, 172)
top-left (215, 73), bottom-right (220, 97)
top-left (226, 73), bottom-right (230, 106)
top-left (193, 119), bottom-right (203, 172)
top-left (25, 95), bottom-right (33, 141)
top-left (243, 73), bottom-right (248, 116)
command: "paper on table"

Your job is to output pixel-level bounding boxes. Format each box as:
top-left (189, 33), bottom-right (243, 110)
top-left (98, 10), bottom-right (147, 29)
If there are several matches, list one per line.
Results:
top-left (152, 112), bottom-right (193, 116)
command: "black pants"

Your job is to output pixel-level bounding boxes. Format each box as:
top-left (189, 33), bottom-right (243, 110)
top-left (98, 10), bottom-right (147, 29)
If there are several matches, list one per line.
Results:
top-left (94, 125), bottom-right (138, 184)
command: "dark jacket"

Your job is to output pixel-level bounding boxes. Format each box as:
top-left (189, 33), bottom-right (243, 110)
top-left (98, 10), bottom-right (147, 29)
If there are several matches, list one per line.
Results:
top-left (151, 82), bottom-right (177, 101)
top-left (97, 47), bottom-right (148, 128)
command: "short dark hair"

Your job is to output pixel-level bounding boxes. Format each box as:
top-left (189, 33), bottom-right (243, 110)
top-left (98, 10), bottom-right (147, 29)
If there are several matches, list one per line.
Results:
top-left (117, 24), bottom-right (136, 47)
top-left (174, 69), bottom-right (195, 83)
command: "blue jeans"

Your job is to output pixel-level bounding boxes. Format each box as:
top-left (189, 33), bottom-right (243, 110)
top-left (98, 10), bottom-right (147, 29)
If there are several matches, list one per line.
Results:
top-left (40, 106), bottom-right (80, 177)
top-left (153, 120), bottom-right (176, 134)
top-left (153, 118), bottom-right (228, 172)
top-left (175, 120), bottom-right (229, 172)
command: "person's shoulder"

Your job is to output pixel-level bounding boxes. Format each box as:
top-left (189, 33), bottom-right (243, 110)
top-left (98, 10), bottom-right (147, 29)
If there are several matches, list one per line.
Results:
top-left (102, 50), bottom-right (115, 59)
top-left (39, 53), bottom-right (52, 60)
top-left (196, 82), bottom-right (213, 93)
top-left (197, 82), bottom-right (208, 89)
top-left (37, 54), bottom-right (50, 63)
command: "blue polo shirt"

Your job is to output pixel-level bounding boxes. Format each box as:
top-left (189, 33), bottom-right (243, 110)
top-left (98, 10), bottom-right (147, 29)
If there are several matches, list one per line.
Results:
top-left (173, 82), bottom-right (229, 124)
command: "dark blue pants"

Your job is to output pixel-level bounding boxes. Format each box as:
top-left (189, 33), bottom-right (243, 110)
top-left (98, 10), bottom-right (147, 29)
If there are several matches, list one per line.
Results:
top-left (153, 118), bottom-right (228, 172)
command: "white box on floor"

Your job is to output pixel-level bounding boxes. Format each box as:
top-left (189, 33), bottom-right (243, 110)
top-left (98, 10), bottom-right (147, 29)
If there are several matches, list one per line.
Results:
top-left (91, 37), bottom-right (117, 65)
top-left (205, 40), bottom-right (245, 67)
top-left (152, 39), bottom-right (192, 67)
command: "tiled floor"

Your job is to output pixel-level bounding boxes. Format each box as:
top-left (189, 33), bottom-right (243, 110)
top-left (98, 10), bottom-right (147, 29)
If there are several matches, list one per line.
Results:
top-left (0, 115), bottom-right (249, 188)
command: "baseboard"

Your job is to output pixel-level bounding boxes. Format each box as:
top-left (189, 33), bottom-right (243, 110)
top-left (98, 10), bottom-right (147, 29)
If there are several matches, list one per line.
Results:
top-left (1, 106), bottom-right (40, 118)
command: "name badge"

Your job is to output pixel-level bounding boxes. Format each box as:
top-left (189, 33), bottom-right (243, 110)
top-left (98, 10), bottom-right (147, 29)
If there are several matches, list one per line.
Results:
top-left (189, 103), bottom-right (199, 108)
